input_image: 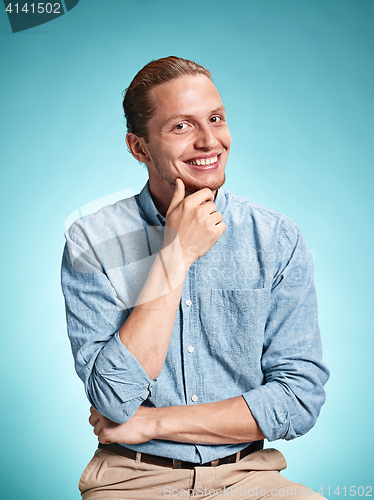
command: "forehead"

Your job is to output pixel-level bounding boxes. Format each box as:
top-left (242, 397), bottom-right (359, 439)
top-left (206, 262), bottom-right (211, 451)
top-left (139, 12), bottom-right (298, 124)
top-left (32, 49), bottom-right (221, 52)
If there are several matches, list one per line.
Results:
top-left (148, 75), bottom-right (223, 124)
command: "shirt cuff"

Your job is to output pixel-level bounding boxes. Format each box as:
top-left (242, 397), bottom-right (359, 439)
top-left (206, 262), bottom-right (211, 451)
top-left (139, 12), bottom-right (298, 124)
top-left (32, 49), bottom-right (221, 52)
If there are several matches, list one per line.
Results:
top-left (90, 331), bottom-right (155, 422)
top-left (243, 382), bottom-right (295, 442)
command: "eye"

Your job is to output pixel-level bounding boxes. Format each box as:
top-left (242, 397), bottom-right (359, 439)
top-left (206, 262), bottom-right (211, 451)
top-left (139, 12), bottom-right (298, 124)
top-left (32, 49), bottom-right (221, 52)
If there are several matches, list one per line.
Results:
top-left (174, 123), bottom-right (188, 131)
top-left (210, 116), bottom-right (222, 123)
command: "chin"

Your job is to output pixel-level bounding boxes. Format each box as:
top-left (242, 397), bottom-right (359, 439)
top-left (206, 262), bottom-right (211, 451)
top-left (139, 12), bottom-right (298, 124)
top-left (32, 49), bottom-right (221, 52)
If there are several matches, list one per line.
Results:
top-left (184, 174), bottom-right (226, 195)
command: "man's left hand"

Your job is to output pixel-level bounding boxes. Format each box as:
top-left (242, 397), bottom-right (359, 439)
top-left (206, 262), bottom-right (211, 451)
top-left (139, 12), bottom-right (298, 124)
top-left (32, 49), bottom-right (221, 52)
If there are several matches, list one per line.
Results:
top-left (89, 406), bottom-right (154, 444)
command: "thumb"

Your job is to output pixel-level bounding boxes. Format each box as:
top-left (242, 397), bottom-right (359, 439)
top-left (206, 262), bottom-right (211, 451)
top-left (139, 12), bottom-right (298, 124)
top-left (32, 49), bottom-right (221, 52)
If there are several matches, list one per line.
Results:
top-left (167, 178), bottom-right (185, 214)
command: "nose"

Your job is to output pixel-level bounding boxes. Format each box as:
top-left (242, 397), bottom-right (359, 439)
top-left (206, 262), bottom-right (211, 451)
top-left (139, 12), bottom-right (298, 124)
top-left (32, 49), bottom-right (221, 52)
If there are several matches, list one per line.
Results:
top-left (194, 124), bottom-right (219, 150)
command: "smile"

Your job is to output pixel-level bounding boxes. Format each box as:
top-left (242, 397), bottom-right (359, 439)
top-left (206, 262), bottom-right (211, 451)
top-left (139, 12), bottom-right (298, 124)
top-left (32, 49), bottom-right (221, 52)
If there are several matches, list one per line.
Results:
top-left (186, 155), bottom-right (218, 166)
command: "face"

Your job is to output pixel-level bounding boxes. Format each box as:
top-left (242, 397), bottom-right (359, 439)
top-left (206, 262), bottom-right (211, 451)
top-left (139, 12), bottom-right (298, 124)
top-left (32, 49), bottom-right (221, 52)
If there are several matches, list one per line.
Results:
top-left (131, 75), bottom-right (232, 208)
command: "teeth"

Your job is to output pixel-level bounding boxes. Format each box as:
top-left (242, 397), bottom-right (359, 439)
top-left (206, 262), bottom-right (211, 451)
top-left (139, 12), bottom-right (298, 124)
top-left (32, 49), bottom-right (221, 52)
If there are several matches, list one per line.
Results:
top-left (187, 155), bottom-right (218, 166)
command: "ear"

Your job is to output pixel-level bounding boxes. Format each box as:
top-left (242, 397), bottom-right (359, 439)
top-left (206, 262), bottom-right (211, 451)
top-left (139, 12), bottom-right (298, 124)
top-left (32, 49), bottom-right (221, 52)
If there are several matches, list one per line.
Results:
top-left (126, 133), bottom-right (150, 163)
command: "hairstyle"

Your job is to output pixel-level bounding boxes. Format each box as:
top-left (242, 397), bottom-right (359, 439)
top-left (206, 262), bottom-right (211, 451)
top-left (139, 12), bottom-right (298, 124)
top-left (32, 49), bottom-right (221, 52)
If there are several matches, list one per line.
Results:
top-left (122, 56), bottom-right (211, 142)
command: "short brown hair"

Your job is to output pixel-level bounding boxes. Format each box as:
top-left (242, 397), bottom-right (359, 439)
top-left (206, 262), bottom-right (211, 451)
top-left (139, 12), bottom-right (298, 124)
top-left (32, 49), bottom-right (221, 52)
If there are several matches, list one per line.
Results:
top-left (122, 56), bottom-right (211, 141)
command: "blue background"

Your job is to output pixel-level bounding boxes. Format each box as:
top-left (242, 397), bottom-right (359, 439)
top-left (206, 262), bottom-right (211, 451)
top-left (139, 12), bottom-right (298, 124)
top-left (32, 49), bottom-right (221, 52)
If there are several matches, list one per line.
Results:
top-left (0, 1), bottom-right (373, 498)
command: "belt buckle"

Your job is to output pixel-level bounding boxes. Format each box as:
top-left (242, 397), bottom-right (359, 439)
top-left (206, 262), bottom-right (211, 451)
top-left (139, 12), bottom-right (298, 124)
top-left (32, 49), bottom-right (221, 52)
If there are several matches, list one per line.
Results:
top-left (173, 459), bottom-right (182, 469)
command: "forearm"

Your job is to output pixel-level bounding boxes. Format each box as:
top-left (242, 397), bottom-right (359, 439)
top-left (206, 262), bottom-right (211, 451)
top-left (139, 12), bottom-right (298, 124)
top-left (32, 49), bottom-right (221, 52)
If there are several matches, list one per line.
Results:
top-left (153, 396), bottom-right (265, 444)
top-left (120, 181), bottom-right (225, 381)
top-left (119, 239), bottom-right (187, 380)
top-left (91, 396), bottom-right (265, 445)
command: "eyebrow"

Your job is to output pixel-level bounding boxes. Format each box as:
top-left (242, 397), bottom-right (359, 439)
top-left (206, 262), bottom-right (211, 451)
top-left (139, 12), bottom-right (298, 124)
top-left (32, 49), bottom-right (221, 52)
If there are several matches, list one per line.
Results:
top-left (164, 106), bottom-right (226, 124)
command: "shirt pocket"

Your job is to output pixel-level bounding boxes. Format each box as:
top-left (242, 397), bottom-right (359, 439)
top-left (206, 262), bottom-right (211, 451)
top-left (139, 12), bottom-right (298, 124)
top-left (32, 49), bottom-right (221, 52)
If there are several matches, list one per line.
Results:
top-left (209, 288), bottom-right (268, 357)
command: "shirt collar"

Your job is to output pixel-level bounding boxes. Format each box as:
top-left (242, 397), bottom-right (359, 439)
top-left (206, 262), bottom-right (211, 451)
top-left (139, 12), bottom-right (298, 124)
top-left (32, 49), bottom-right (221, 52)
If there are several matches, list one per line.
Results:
top-left (138, 181), bottom-right (166, 226)
top-left (138, 180), bottom-right (227, 227)
top-left (214, 184), bottom-right (226, 214)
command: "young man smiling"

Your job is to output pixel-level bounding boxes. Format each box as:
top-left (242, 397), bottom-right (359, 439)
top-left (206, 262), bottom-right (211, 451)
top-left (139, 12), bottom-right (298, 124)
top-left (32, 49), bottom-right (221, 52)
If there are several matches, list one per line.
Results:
top-left (126, 71), bottom-right (231, 213)
top-left (62, 56), bottom-right (329, 499)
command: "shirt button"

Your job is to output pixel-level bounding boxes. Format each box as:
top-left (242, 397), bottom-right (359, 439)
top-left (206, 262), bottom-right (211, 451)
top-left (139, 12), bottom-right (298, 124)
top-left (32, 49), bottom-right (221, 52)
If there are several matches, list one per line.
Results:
top-left (191, 394), bottom-right (198, 402)
top-left (187, 346), bottom-right (194, 353)
top-left (186, 299), bottom-right (192, 307)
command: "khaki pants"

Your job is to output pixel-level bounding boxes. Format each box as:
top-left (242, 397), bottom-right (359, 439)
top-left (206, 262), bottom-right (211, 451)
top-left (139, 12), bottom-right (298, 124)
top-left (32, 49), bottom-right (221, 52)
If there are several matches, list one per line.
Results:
top-left (79, 448), bottom-right (322, 500)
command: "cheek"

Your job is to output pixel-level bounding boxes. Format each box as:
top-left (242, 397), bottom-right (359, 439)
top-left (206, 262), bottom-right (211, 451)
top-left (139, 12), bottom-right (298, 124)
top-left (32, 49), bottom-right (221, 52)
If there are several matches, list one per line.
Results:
top-left (215, 128), bottom-right (232, 149)
top-left (223, 129), bottom-right (232, 148)
top-left (159, 140), bottom-right (183, 159)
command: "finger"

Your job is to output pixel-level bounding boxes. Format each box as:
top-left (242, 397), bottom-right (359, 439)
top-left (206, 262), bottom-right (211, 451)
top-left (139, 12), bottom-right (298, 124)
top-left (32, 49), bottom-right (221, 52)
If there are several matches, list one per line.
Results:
top-left (186, 187), bottom-right (214, 206)
top-left (217, 220), bottom-right (227, 235)
top-left (89, 414), bottom-right (100, 427)
top-left (93, 419), bottom-right (105, 437)
top-left (198, 200), bottom-right (217, 216)
top-left (167, 178), bottom-right (185, 215)
top-left (98, 428), bottom-right (113, 444)
top-left (209, 211), bottom-right (224, 225)
top-left (90, 406), bottom-right (100, 417)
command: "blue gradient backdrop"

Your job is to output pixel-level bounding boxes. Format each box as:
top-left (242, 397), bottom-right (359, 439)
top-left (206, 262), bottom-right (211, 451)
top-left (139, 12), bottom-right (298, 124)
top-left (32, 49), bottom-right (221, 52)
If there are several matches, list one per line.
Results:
top-left (0, 1), bottom-right (373, 498)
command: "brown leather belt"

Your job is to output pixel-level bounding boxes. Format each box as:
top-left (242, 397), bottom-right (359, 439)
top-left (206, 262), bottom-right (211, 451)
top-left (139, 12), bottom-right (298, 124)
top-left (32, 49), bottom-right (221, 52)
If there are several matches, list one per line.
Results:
top-left (98, 440), bottom-right (264, 469)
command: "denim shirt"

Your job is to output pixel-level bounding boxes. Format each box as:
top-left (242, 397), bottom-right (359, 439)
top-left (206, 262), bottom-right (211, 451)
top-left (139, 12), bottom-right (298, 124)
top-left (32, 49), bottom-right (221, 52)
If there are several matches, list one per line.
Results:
top-left (61, 181), bottom-right (329, 464)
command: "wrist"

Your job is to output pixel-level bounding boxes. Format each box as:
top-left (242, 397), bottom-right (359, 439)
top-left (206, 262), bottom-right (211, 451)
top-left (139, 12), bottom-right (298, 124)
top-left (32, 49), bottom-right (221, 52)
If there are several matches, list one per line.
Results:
top-left (151, 407), bottom-right (170, 441)
top-left (160, 242), bottom-right (188, 287)
top-left (132, 406), bottom-right (164, 443)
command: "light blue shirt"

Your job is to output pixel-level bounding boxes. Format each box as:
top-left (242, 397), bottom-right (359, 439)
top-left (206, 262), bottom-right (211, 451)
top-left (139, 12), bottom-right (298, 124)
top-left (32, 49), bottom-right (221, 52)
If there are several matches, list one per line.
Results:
top-left (61, 181), bottom-right (329, 463)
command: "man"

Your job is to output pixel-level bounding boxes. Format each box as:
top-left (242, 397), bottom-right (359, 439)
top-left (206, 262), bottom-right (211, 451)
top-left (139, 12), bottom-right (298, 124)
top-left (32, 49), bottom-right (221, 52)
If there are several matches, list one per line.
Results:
top-left (61, 56), bottom-right (329, 499)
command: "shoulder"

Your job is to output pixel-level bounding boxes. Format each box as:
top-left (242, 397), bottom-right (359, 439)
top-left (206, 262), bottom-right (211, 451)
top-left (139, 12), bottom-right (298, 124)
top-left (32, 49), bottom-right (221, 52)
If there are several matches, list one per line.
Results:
top-left (221, 189), bottom-right (301, 245)
top-left (65, 195), bottom-right (142, 248)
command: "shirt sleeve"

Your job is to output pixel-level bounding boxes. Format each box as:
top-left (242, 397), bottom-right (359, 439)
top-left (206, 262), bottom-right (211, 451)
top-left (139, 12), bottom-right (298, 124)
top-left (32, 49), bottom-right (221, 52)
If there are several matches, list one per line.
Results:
top-left (242, 219), bottom-right (330, 441)
top-left (61, 227), bottom-right (155, 423)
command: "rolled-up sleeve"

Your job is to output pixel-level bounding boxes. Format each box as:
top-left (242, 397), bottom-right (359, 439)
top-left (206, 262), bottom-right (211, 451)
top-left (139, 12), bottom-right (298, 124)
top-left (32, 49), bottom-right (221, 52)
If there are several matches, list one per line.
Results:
top-left (61, 229), bottom-right (155, 423)
top-left (243, 220), bottom-right (330, 441)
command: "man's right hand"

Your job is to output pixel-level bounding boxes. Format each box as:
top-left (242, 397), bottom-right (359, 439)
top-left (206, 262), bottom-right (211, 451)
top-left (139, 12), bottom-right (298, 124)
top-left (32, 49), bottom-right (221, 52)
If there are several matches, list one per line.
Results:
top-left (164, 179), bottom-right (226, 270)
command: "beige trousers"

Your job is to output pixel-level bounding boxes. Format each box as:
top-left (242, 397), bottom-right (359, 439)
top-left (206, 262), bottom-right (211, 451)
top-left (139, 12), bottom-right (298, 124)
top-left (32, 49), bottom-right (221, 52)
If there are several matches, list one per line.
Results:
top-left (79, 448), bottom-right (322, 500)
